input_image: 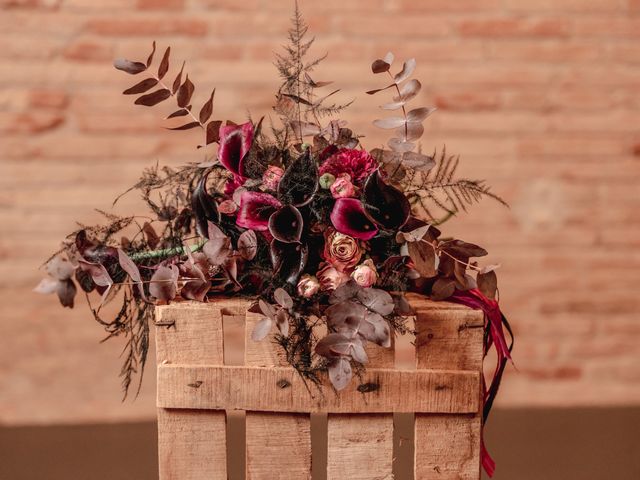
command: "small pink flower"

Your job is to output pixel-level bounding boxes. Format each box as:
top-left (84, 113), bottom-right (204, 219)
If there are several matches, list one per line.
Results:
top-left (351, 259), bottom-right (378, 288)
top-left (262, 165), bottom-right (284, 191)
top-left (317, 263), bottom-right (350, 291)
top-left (330, 174), bottom-right (356, 199)
top-left (297, 274), bottom-right (320, 298)
top-left (218, 200), bottom-right (238, 215)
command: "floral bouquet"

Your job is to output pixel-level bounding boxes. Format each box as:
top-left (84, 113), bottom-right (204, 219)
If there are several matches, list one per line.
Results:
top-left (37, 9), bottom-right (512, 476)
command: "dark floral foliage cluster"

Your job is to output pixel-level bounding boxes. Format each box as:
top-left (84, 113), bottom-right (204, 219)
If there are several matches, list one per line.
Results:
top-left (38, 7), bottom-right (506, 395)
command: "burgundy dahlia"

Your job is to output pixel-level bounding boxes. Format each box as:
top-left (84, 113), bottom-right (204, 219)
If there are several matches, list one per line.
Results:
top-left (319, 148), bottom-right (378, 184)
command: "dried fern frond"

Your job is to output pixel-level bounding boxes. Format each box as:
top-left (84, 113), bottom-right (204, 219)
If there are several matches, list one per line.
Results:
top-left (404, 147), bottom-right (508, 223)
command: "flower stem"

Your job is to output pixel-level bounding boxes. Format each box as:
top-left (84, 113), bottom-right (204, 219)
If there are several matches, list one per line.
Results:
top-left (130, 241), bottom-right (205, 261)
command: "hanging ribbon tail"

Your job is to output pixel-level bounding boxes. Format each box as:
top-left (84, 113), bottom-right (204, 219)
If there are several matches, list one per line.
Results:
top-left (449, 288), bottom-right (515, 478)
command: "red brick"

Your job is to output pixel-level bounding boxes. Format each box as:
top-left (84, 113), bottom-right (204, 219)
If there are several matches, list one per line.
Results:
top-left (85, 17), bottom-right (207, 36)
top-left (488, 40), bottom-right (601, 63)
top-left (394, 0), bottom-right (501, 11)
top-left (63, 39), bottom-right (114, 62)
top-left (0, 0), bottom-right (60, 8)
top-left (28, 89), bottom-right (69, 109)
top-left (434, 90), bottom-right (500, 111)
top-left (457, 17), bottom-right (570, 38)
top-left (0, 112), bottom-right (65, 134)
top-left (505, 0), bottom-right (622, 12)
top-left (334, 14), bottom-right (450, 37)
top-left (574, 17), bottom-right (640, 38)
top-left (137, 0), bottom-right (183, 9)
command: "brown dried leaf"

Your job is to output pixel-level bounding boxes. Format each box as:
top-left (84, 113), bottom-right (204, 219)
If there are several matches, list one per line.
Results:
top-left (407, 241), bottom-right (437, 278)
top-left (477, 270), bottom-right (498, 300)
top-left (393, 79), bottom-right (421, 102)
top-left (114, 58), bottom-right (147, 75)
top-left (135, 88), bottom-right (171, 107)
top-left (431, 278), bottom-right (455, 301)
top-left (166, 108), bottom-right (189, 119)
top-left (290, 121), bottom-right (322, 137)
top-left (274, 288), bottom-right (293, 309)
top-left (383, 51), bottom-right (394, 65)
top-left (360, 311), bottom-right (391, 348)
top-left (46, 256), bottom-right (75, 280)
top-left (142, 222), bottom-right (159, 249)
top-left (117, 248), bottom-right (146, 300)
top-left (327, 357), bottom-right (352, 391)
top-left (172, 61), bottom-right (185, 94)
top-left (403, 122), bottom-right (424, 141)
top-left (123, 78), bottom-right (158, 95)
top-left (366, 83), bottom-right (395, 95)
top-left (158, 46), bottom-right (170, 80)
top-left (282, 93), bottom-right (313, 106)
top-left (388, 137), bottom-right (415, 152)
top-left (206, 120), bottom-right (222, 145)
top-left (371, 59), bottom-right (390, 74)
top-left (146, 41), bottom-right (156, 67)
top-left (177, 75), bottom-right (194, 108)
top-left (402, 151), bottom-right (435, 170)
top-left (199, 89), bottom-right (215, 124)
top-left (407, 106), bottom-right (436, 122)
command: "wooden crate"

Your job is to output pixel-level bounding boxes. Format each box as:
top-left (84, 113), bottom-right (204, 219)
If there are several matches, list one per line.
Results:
top-left (155, 293), bottom-right (484, 479)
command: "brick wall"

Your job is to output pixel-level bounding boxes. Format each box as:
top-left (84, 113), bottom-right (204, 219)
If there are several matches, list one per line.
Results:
top-left (1, 0), bottom-right (639, 424)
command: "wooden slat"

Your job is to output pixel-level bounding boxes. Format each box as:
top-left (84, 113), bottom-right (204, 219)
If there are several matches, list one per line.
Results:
top-left (155, 303), bottom-right (227, 480)
top-left (157, 364), bottom-right (480, 413)
top-left (244, 309), bottom-right (312, 479)
top-left (413, 300), bottom-right (484, 480)
top-left (327, 339), bottom-right (395, 480)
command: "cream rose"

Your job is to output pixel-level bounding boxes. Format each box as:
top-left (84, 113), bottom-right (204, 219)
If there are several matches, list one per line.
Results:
top-left (316, 263), bottom-right (350, 291)
top-left (351, 259), bottom-right (378, 288)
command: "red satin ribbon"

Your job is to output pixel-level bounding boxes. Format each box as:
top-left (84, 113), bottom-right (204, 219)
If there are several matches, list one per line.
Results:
top-left (449, 288), bottom-right (514, 478)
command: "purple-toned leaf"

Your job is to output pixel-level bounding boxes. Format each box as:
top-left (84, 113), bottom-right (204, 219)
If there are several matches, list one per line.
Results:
top-left (274, 288), bottom-right (293, 309)
top-left (56, 279), bottom-right (77, 308)
top-left (268, 205), bottom-right (303, 243)
top-left (403, 122), bottom-right (424, 141)
top-left (290, 120), bottom-right (322, 137)
top-left (373, 116), bottom-right (406, 129)
top-left (477, 270), bottom-right (498, 300)
top-left (237, 229), bottom-right (258, 261)
top-left (117, 248), bottom-right (146, 300)
top-left (380, 100), bottom-right (405, 110)
top-left (278, 149), bottom-right (318, 207)
top-left (77, 260), bottom-right (112, 288)
top-left (203, 236), bottom-right (232, 266)
top-left (258, 299), bottom-right (277, 320)
top-left (393, 79), bottom-right (421, 102)
top-left (166, 108), bottom-right (189, 119)
top-left (316, 333), bottom-right (361, 359)
top-left (304, 73), bottom-right (333, 88)
top-left (282, 93), bottom-right (313, 106)
top-left (149, 265), bottom-right (178, 302)
top-left (325, 301), bottom-right (367, 332)
top-left (167, 121), bottom-right (201, 131)
top-left (135, 88), bottom-right (171, 106)
top-left (114, 58), bottom-right (146, 75)
top-left (236, 191), bottom-right (281, 231)
top-left (180, 255), bottom-right (210, 302)
top-left (327, 357), bottom-right (352, 391)
top-left (350, 338), bottom-right (368, 364)
top-left (269, 240), bottom-right (308, 285)
top-left (357, 288), bottom-right (395, 316)
top-left (363, 171), bottom-right (410, 230)
top-left (394, 58), bottom-right (416, 84)
top-left (407, 106), bottom-right (436, 122)
top-left (172, 61), bottom-right (185, 94)
top-left (388, 137), bottom-right (415, 152)
top-left (330, 198), bottom-right (378, 241)
top-left (366, 83), bottom-right (394, 95)
top-left (359, 311), bottom-right (391, 347)
top-left (371, 59), bottom-right (390, 74)
top-left (123, 78), bottom-right (158, 95)
top-left (158, 46), bottom-right (170, 79)
top-left (251, 317), bottom-right (273, 341)
top-left (444, 240), bottom-right (488, 259)
top-left (177, 75), bottom-right (194, 108)
top-left (146, 41), bottom-right (156, 67)
top-left (275, 308), bottom-right (289, 336)
top-left (329, 280), bottom-right (361, 305)
top-left (383, 51), bottom-right (394, 65)
top-left (401, 151), bottom-right (435, 170)
top-left (393, 293), bottom-right (414, 316)
top-left (34, 278), bottom-right (60, 295)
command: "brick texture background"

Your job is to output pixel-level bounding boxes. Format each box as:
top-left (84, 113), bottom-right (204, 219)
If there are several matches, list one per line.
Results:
top-left (1, 0), bottom-right (639, 425)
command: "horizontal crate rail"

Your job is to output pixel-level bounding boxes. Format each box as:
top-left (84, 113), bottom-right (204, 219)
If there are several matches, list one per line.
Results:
top-left (157, 364), bottom-right (481, 413)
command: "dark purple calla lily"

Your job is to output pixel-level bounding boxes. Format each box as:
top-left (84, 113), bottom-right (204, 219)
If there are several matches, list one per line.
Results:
top-left (218, 122), bottom-right (254, 178)
top-left (363, 170), bottom-right (410, 230)
top-left (268, 204), bottom-right (303, 243)
top-left (270, 239), bottom-right (308, 284)
top-left (330, 198), bottom-right (378, 241)
top-left (236, 191), bottom-right (282, 231)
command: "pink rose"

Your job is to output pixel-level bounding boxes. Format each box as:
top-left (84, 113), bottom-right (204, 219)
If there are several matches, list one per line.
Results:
top-left (330, 174), bottom-right (355, 199)
top-left (351, 259), bottom-right (378, 288)
top-left (317, 263), bottom-right (350, 291)
top-left (323, 228), bottom-right (362, 272)
top-left (297, 274), bottom-right (320, 298)
top-left (262, 165), bottom-right (284, 191)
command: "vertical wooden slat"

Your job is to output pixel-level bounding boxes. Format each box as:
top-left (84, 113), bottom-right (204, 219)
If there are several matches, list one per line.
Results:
top-left (245, 309), bottom-right (312, 479)
top-left (413, 303), bottom-right (484, 480)
top-left (326, 340), bottom-right (395, 480)
top-left (156, 302), bottom-right (228, 480)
